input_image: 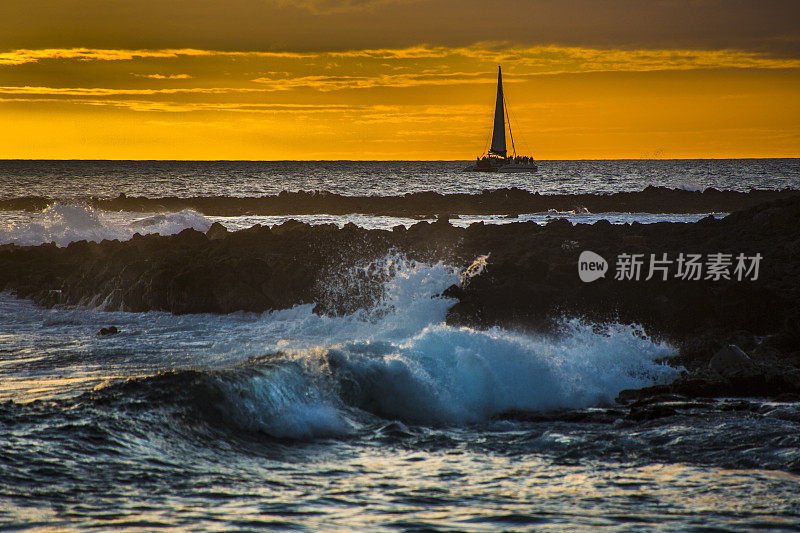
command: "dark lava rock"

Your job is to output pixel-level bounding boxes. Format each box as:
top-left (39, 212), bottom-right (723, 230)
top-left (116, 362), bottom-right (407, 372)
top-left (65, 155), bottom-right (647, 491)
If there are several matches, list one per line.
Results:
top-left (1, 187), bottom-right (787, 217)
top-left (206, 222), bottom-right (229, 240)
top-left (625, 404), bottom-right (678, 422)
top-left (708, 344), bottom-right (757, 378)
top-left (2, 192), bottom-right (800, 400)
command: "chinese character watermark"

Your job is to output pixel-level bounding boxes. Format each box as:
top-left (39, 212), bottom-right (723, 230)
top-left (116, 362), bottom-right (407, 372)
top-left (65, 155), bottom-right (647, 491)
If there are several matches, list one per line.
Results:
top-left (579, 251), bottom-right (762, 282)
top-left (614, 253), bottom-right (644, 281)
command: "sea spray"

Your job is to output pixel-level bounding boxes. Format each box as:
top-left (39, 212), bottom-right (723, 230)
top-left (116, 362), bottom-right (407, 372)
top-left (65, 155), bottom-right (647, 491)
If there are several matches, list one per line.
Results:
top-left (0, 202), bottom-right (731, 248)
top-left (0, 253), bottom-right (680, 438)
top-left (0, 202), bottom-right (212, 247)
top-left (185, 254), bottom-right (679, 435)
top-left (312, 253), bottom-right (462, 326)
top-left (208, 363), bottom-right (356, 439)
top-left (321, 320), bottom-right (678, 425)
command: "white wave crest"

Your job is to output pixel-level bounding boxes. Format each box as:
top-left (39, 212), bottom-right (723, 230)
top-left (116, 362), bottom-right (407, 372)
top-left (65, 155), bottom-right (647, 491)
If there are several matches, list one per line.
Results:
top-left (211, 364), bottom-right (355, 439)
top-left (0, 251), bottom-right (681, 438)
top-left (325, 320), bottom-right (677, 425)
top-left (204, 255), bottom-right (680, 434)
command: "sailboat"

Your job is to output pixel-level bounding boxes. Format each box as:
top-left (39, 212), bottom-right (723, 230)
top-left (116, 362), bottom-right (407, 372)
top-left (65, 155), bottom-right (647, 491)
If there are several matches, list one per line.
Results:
top-left (464, 66), bottom-right (537, 173)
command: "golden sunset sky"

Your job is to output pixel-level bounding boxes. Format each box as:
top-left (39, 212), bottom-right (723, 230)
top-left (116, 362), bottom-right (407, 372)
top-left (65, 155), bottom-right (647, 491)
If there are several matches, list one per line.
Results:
top-left (1, 0), bottom-right (798, 159)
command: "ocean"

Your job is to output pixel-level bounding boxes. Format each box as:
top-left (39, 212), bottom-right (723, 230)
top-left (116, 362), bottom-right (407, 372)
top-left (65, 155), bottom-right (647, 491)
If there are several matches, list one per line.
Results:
top-left (1, 159), bottom-right (799, 531)
top-left (1, 158), bottom-right (796, 247)
top-left (1, 159), bottom-right (798, 199)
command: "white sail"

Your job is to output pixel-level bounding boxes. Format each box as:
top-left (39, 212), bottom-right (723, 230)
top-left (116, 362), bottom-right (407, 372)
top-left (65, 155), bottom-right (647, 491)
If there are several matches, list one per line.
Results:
top-left (489, 66), bottom-right (506, 157)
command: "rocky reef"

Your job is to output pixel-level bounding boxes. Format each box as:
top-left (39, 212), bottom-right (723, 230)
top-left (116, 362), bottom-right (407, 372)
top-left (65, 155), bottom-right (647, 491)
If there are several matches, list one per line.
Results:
top-left (1, 193), bottom-right (799, 401)
top-left (1, 187), bottom-right (797, 216)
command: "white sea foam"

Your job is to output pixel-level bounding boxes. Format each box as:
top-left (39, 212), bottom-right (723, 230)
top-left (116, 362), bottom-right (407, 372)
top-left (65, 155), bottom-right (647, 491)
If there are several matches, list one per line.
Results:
top-left (197, 255), bottom-right (679, 435)
top-left (0, 253), bottom-right (680, 438)
top-left (0, 202), bottom-right (729, 247)
top-left (0, 202), bottom-right (212, 247)
top-left (323, 320), bottom-right (677, 425)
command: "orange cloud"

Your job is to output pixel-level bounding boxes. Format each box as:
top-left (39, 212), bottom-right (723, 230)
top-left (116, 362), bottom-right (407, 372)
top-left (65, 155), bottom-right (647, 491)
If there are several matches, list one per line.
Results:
top-left (250, 72), bottom-right (493, 91)
top-left (269, 0), bottom-right (422, 14)
top-left (0, 86), bottom-right (266, 96)
top-left (0, 43), bottom-right (797, 159)
top-left (0, 48), bottom-right (314, 66)
top-left (136, 73), bottom-right (193, 80)
top-left (2, 45), bottom-right (799, 72)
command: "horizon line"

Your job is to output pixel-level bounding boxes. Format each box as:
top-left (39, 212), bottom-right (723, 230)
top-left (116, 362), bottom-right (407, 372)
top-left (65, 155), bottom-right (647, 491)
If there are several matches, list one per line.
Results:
top-left (0, 157), bottom-right (797, 162)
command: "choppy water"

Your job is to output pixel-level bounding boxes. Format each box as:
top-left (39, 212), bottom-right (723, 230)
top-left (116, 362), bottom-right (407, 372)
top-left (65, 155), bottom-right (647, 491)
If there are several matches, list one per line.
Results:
top-left (0, 159), bottom-right (797, 199)
top-left (0, 202), bottom-right (729, 247)
top-left (1, 257), bottom-right (799, 530)
top-left (0, 158), bottom-right (794, 246)
top-left (2, 160), bottom-right (800, 530)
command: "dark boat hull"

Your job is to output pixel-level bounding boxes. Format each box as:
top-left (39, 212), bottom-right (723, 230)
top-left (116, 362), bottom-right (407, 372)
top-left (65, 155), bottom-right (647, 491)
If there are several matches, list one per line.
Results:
top-left (463, 159), bottom-right (537, 173)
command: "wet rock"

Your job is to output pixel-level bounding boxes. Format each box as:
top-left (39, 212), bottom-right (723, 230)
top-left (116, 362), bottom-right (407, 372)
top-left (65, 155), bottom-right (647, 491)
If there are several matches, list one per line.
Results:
top-left (97, 326), bottom-right (119, 336)
top-left (618, 391), bottom-right (688, 406)
top-left (622, 235), bottom-right (647, 247)
top-left (173, 228), bottom-right (207, 247)
top-left (708, 344), bottom-right (757, 378)
top-left (440, 284), bottom-right (464, 299)
top-left (2, 193), bottom-right (800, 402)
top-left (545, 218), bottom-right (572, 230)
top-left (775, 392), bottom-right (800, 402)
top-left (206, 222), bottom-right (229, 240)
top-left (52, 188), bottom-right (800, 217)
top-left (626, 404), bottom-right (677, 422)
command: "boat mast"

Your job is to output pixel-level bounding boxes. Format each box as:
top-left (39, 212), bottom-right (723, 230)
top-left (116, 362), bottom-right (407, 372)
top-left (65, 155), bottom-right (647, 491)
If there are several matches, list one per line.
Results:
top-left (503, 79), bottom-right (517, 158)
top-left (489, 66), bottom-right (507, 158)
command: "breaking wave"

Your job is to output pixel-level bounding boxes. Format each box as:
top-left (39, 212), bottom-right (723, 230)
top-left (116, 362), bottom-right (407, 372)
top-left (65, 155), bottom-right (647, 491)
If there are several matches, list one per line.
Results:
top-left (83, 254), bottom-right (680, 440)
top-left (0, 202), bottom-right (211, 246)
